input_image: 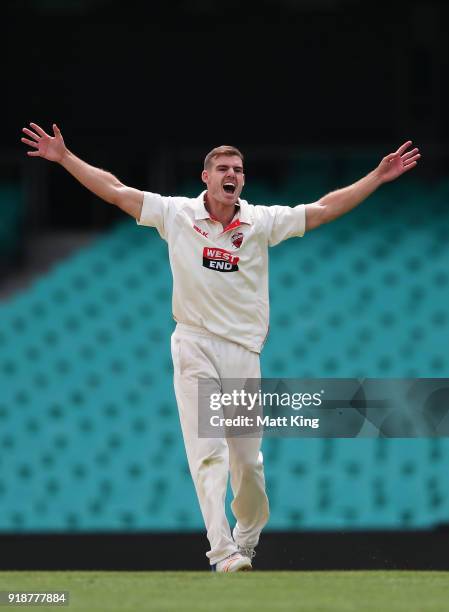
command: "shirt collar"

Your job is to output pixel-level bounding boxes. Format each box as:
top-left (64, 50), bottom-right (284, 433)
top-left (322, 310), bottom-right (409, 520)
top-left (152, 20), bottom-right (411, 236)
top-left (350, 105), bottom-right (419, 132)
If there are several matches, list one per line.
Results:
top-left (194, 190), bottom-right (253, 225)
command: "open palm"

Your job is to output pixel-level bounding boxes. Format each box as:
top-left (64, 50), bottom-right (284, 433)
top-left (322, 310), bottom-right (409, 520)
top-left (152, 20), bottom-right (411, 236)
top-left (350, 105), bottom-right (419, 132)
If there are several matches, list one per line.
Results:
top-left (21, 122), bottom-right (66, 162)
top-left (377, 140), bottom-right (421, 183)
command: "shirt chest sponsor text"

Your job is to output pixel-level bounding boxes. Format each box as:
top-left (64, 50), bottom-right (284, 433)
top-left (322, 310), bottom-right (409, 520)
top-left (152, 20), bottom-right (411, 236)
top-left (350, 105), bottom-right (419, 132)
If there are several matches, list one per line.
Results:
top-left (203, 247), bottom-right (239, 272)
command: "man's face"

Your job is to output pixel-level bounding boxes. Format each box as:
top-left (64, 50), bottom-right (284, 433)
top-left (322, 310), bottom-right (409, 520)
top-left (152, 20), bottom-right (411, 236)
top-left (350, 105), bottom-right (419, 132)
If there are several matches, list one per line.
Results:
top-left (201, 155), bottom-right (245, 206)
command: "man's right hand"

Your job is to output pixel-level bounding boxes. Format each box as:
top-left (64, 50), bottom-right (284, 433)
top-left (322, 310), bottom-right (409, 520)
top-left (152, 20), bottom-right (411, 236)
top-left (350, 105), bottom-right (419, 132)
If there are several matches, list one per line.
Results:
top-left (21, 122), bottom-right (67, 163)
top-left (21, 121), bottom-right (144, 219)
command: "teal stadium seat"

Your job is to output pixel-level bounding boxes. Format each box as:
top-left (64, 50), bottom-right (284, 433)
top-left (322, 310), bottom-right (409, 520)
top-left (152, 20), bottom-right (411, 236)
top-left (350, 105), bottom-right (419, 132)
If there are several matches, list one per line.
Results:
top-left (0, 170), bottom-right (448, 532)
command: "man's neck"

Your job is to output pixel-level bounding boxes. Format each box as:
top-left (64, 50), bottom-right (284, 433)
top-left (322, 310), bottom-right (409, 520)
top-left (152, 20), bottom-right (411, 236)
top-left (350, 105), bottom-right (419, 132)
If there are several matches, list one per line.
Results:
top-left (205, 192), bottom-right (237, 228)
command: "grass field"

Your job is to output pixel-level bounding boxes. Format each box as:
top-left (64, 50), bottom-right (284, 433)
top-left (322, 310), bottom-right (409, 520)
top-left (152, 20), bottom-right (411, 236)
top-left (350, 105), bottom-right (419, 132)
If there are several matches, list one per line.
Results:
top-left (0, 571), bottom-right (448, 611)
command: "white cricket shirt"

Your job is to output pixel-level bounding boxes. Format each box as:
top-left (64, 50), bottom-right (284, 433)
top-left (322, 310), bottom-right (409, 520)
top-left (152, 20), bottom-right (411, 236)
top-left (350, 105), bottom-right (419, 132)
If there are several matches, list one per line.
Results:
top-left (137, 191), bottom-right (306, 353)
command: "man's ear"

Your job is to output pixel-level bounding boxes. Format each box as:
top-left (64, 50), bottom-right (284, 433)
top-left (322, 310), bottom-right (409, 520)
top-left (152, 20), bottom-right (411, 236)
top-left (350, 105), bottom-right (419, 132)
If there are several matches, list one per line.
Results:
top-left (242, 173), bottom-right (245, 186)
top-left (201, 169), bottom-right (208, 185)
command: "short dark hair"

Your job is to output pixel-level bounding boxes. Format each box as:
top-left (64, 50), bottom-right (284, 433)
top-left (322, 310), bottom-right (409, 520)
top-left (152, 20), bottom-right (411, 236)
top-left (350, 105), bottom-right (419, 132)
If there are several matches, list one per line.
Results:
top-left (204, 145), bottom-right (244, 170)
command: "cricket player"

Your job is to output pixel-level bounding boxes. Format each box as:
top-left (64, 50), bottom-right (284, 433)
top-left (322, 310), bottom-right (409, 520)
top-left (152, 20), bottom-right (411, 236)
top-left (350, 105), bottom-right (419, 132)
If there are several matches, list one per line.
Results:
top-left (21, 123), bottom-right (420, 571)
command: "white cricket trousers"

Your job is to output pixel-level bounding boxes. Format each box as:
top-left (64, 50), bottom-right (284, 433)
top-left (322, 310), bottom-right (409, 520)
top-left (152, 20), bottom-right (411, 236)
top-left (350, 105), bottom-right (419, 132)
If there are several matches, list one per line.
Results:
top-left (171, 323), bottom-right (270, 565)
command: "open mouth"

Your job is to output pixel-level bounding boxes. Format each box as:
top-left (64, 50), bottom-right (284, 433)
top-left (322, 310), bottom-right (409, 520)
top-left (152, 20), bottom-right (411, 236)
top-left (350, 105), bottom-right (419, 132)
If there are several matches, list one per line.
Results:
top-left (223, 182), bottom-right (236, 195)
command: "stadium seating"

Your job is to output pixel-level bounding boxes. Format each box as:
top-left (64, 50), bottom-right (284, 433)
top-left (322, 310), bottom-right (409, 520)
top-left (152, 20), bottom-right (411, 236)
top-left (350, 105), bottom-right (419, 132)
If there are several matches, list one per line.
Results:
top-left (1, 173), bottom-right (448, 532)
top-left (0, 183), bottom-right (24, 262)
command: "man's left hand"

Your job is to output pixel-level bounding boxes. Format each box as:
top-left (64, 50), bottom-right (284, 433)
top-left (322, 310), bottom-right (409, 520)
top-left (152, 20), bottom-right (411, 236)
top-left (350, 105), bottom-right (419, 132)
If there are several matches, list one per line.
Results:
top-left (376, 140), bottom-right (421, 183)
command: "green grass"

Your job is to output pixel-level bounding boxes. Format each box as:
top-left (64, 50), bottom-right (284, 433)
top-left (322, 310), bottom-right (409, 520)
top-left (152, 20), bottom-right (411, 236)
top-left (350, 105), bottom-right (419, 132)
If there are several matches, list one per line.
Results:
top-left (0, 571), bottom-right (448, 611)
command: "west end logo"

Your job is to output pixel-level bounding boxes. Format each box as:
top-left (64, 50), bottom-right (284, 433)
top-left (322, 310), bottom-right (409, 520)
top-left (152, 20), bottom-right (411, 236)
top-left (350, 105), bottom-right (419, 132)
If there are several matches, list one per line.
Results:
top-left (203, 247), bottom-right (239, 272)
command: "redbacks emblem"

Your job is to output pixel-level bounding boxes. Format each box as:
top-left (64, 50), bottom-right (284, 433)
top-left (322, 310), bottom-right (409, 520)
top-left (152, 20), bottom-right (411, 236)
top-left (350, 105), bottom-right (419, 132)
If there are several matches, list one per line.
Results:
top-left (231, 232), bottom-right (244, 249)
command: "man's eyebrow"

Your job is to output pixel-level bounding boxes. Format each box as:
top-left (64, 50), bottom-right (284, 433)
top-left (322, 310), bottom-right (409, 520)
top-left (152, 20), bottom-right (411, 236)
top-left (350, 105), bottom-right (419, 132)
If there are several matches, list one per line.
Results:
top-left (216, 164), bottom-right (244, 170)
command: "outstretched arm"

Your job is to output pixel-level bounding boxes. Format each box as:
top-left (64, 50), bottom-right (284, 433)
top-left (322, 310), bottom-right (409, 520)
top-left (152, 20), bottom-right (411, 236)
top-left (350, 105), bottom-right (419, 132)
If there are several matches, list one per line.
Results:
top-left (304, 141), bottom-right (421, 232)
top-left (21, 123), bottom-right (144, 220)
